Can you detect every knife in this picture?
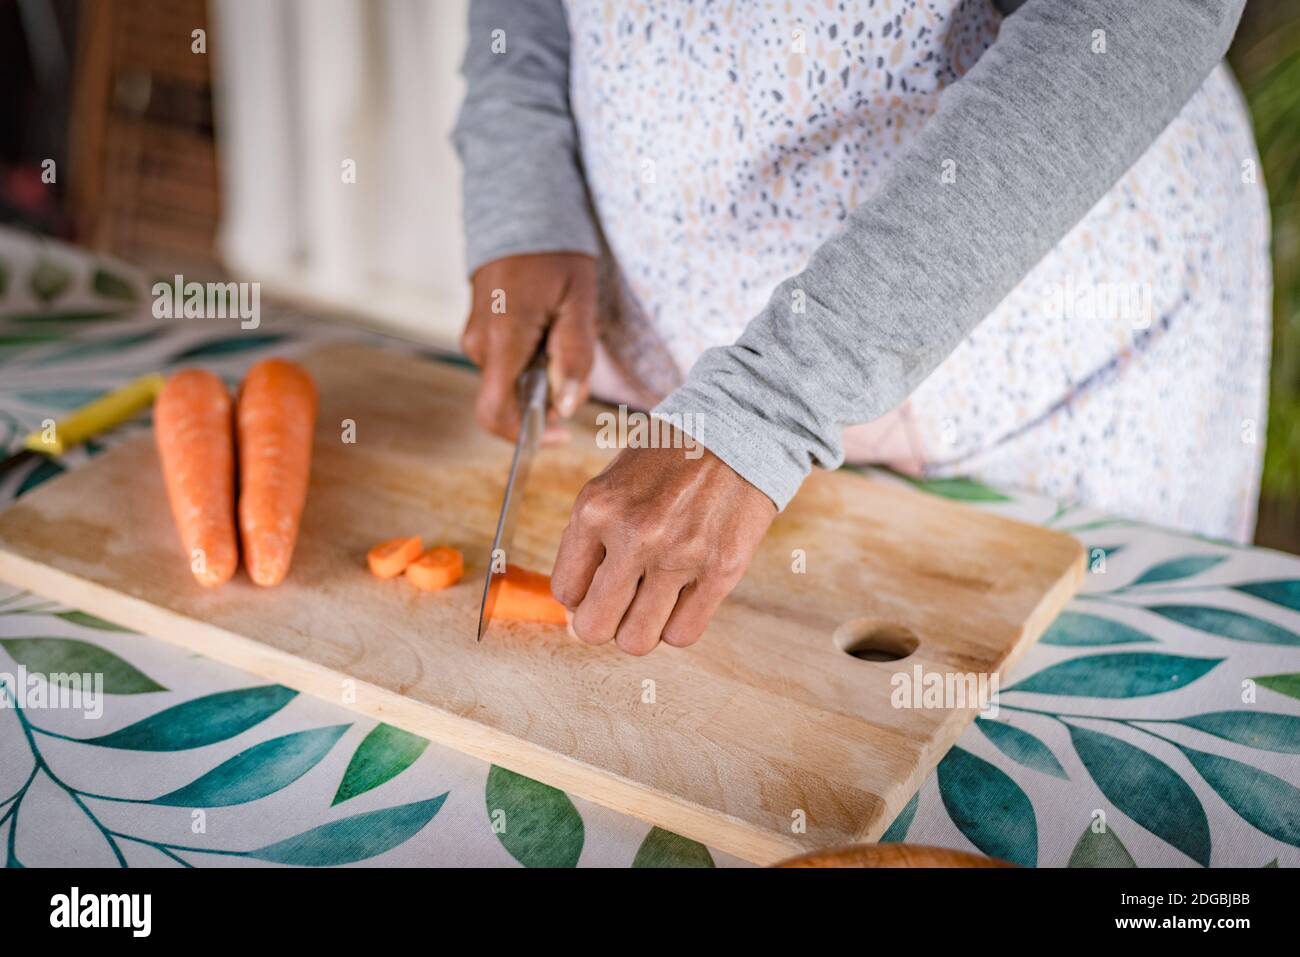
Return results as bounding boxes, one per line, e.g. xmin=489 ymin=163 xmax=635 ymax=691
xmin=476 ymin=340 xmax=550 ymax=641
xmin=0 ymin=373 xmax=166 ymax=481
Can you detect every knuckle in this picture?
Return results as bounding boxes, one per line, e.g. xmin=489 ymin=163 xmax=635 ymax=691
xmin=574 ymin=489 xmax=613 ymax=528
xmin=636 ymin=518 xmax=672 ymax=551
xmin=460 ymin=314 xmax=489 ymax=357
xmin=650 ymin=538 xmax=705 ymax=573
xmin=661 ymin=624 xmax=702 ymax=649
xmin=476 ymin=406 xmax=511 ymax=441
xmin=616 ymin=629 xmax=659 ymax=656
xmin=459 ymin=321 xmax=477 ymax=349
xmin=710 ymin=551 xmax=748 ymax=584
xmin=682 ymin=538 xmax=713 ymax=565
xmin=571 ymin=609 xmax=612 ymax=646
xmin=549 ymin=571 xmax=579 ymax=608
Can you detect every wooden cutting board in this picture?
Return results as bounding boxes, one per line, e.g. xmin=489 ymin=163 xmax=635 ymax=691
xmin=0 ymin=343 xmax=1083 ymax=864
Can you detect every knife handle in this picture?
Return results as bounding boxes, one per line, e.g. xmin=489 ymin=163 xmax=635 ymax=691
xmin=22 ymin=372 xmax=166 ymax=456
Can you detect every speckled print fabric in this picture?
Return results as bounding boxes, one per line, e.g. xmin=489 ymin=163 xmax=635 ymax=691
xmin=565 ymin=0 xmax=1269 ymax=541
xmin=906 ymin=66 xmax=1270 ymax=542
xmin=569 ymin=0 xmax=1003 ymax=392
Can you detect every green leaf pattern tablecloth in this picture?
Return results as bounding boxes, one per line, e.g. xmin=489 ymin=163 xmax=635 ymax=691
xmin=1 ymin=230 xmax=1297 ymax=867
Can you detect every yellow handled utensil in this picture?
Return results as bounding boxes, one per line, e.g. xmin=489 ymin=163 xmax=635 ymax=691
xmin=0 ymin=373 xmax=166 ymax=480
xmin=20 ymin=372 xmax=165 ymax=455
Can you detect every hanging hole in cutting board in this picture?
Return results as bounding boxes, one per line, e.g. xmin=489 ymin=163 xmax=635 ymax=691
xmin=833 ymin=619 xmax=919 ymax=662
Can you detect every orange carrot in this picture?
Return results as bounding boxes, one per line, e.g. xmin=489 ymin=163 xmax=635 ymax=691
xmin=154 ymin=369 xmax=238 ymax=587
xmin=495 ymin=565 xmax=567 ymax=624
xmin=236 ymin=358 xmax=318 ymax=587
xmin=406 ymin=546 xmax=464 ymax=591
xmin=368 ymin=536 xmax=423 ymax=578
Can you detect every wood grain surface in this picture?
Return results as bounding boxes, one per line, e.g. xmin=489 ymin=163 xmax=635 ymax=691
xmin=0 ymin=344 xmax=1084 ymax=864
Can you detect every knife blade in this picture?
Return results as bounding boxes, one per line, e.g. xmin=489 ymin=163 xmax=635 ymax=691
xmin=476 ymin=342 xmax=550 ymax=641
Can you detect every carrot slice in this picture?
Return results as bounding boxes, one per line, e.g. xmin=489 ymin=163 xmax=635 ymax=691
xmin=236 ymin=358 xmax=318 ymax=587
xmin=406 ymin=546 xmax=464 ymax=591
xmin=368 ymin=536 xmax=423 ymax=578
xmin=154 ymin=369 xmax=238 ymax=587
xmin=495 ymin=565 xmax=567 ymax=624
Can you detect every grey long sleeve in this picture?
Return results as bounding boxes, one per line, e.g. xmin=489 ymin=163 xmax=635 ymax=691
xmin=655 ymin=0 xmax=1245 ymax=508
xmin=454 ymin=0 xmax=1246 ymax=509
xmin=452 ymin=0 xmax=598 ymax=275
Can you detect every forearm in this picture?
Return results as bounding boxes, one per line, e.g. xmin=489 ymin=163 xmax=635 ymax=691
xmin=654 ymin=0 xmax=1246 ymax=509
xmin=452 ymin=0 xmax=599 ymax=276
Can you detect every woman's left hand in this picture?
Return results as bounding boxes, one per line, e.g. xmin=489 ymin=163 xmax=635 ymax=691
xmin=550 ymin=441 xmax=777 ymax=655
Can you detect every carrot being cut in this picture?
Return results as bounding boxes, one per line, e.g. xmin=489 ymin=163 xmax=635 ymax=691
xmin=154 ymin=369 xmax=238 ymax=587
xmin=495 ymin=565 xmax=567 ymax=624
xmin=236 ymin=358 xmax=318 ymax=587
xmin=368 ymin=536 xmax=423 ymax=578
xmin=406 ymin=546 xmax=464 ymax=592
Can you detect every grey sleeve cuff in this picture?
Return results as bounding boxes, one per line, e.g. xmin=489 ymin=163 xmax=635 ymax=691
xmin=656 ymin=0 xmax=1245 ymax=511
xmin=652 ymin=384 xmax=809 ymax=511
xmin=452 ymin=0 xmax=600 ymax=277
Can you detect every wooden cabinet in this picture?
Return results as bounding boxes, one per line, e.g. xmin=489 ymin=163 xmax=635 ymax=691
xmin=69 ymin=0 xmax=220 ymax=275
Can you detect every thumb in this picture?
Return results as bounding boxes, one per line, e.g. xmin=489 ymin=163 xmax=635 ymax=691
xmin=546 ymin=279 xmax=597 ymax=418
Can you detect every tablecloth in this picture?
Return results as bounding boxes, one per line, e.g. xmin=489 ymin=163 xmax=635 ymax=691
xmin=1 ymin=228 xmax=1297 ymax=868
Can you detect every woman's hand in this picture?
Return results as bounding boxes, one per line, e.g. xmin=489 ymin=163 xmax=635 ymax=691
xmin=551 ymin=441 xmax=777 ymax=655
xmin=464 ymin=254 xmax=775 ymax=653
xmin=461 ymin=253 xmax=597 ymax=441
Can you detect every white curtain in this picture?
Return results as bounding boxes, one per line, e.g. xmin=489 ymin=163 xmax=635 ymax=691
xmin=209 ymin=0 xmax=470 ymax=346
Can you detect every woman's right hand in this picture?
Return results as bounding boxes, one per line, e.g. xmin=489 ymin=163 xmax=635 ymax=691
xmin=460 ymin=253 xmax=598 ymax=442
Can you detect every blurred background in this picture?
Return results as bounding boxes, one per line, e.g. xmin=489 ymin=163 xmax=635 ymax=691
xmin=0 ymin=0 xmax=1296 ymax=549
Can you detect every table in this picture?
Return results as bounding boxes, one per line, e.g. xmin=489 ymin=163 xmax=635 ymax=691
xmin=1 ymin=228 xmax=1296 ymax=867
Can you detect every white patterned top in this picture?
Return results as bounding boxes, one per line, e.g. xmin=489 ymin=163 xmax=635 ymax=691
xmin=566 ymin=0 xmax=1270 ymax=541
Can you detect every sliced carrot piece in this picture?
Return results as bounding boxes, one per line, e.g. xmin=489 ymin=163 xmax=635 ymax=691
xmin=495 ymin=565 xmax=567 ymax=624
xmin=406 ymin=546 xmax=464 ymax=592
xmin=367 ymin=536 xmax=423 ymax=578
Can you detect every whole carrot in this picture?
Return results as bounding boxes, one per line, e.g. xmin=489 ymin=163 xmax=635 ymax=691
xmin=237 ymin=358 xmax=318 ymax=586
xmin=154 ymin=369 xmax=238 ymax=587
